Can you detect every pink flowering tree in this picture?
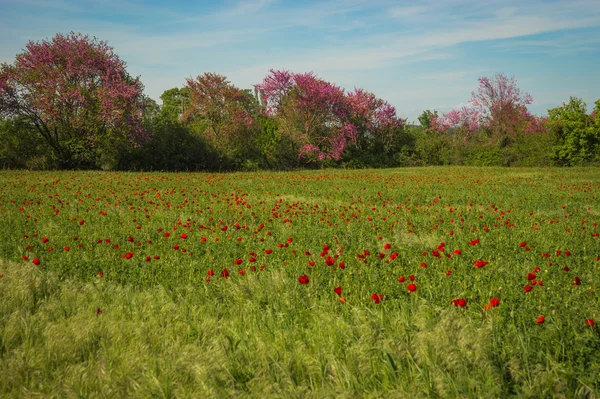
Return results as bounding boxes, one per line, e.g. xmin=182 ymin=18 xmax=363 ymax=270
xmin=346 ymin=88 xmax=405 ymax=152
xmin=255 ymin=69 xmax=356 ymax=161
xmin=0 ymin=32 xmax=146 ymax=168
xmin=432 ymin=73 xmax=537 ymax=145
xmin=255 ymin=70 xmax=405 ymax=162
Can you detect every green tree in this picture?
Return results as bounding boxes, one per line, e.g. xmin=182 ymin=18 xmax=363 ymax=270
xmin=547 ymin=97 xmax=600 ymax=166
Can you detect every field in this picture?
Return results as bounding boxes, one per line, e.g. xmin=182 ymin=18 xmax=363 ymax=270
xmin=1 ymin=167 xmax=599 ymax=398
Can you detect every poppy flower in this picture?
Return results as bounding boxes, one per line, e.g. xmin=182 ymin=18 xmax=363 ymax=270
xmin=221 ymin=269 xmax=230 ymax=279
xmin=339 ymin=261 xmax=346 ymax=269
xmin=420 ymin=262 xmax=427 ymax=268
xmin=384 ymin=243 xmax=392 ymax=250
xmin=586 ymin=319 xmax=595 ymax=327
xmin=409 ymin=275 xmax=415 ymax=281
xmin=180 ymin=233 xmax=187 ymax=239
xmin=535 ymin=315 xmax=545 ymax=324
xmin=527 ymin=273 xmax=536 ymax=281
xmin=452 ymin=298 xmax=467 ymax=307
xmin=398 ymin=276 xmax=405 ymax=283
xmin=334 ymin=286 xmax=342 ymax=296
xmin=42 ymin=237 xmax=49 ymax=244
xmin=524 ymin=285 xmax=533 ymax=293
xmin=407 ymin=283 xmax=417 ymax=292
xmin=234 ymin=259 xmax=243 ymax=265
xmin=97 ymin=271 xmax=103 ymax=278
xmin=371 ymin=293 xmax=383 ymax=304
xmin=265 ymin=249 xmax=272 ymax=254
xmin=338 ymin=296 xmax=346 ymax=304
xmin=207 ymin=269 xmax=214 ymax=276
xmin=473 ymin=260 xmax=489 ymax=268
xmin=96 ymin=308 xmax=102 ymax=315
xmin=453 ymin=249 xmax=461 ymax=255
xmin=32 ymin=258 xmax=40 ymax=266
xmin=489 ymin=297 xmax=500 ymax=307
xmin=446 ymin=270 xmax=452 ymax=276
xmin=298 ymin=275 xmax=309 ymax=284
xmin=572 ymin=277 xmax=581 ymax=286
xmin=520 ymin=241 xmax=527 ymax=248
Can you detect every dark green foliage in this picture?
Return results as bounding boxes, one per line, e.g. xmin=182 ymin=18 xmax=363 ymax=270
xmin=547 ymin=97 xmax=600 ymax=166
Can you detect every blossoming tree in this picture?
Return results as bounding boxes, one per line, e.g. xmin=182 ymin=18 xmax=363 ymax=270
xmin=0 ymin=32 xmax=147 ymax=168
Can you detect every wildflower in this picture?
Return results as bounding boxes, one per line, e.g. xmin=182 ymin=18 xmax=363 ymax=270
xmin=452 ymin=298 xmax=467 ymax=307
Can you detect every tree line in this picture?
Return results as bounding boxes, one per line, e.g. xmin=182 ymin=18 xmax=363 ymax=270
xmin=1 ymin=32 xmax=599 ymax=171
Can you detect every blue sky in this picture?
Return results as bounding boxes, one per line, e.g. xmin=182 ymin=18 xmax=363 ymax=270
xmin=1 ymin=0 xmax=599 ymax=122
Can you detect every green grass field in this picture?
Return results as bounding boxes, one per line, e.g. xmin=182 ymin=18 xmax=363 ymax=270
xmin=1 ymin=167 xmax=599 ymax=398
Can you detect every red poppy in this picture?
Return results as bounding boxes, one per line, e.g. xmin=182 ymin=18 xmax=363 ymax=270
xmin=145 ymin=256 xmax=151 ymax=262
xmin=469 ymin=238 xmax=480 ymax=246
xmin=97 ymin=307 xmax=102 ymax=315
xmin=97 ymin=271 xmax=103 ymax=278
xmin=409 ymin=275 xmax=415 ymax=281
xmin=239 ymin=269 xmax=246 ymax=275
xmin=384 ymin=243 xmax=392 ymax=250
xmin=586 ymin=319 xmax=595 ymax=327
xmin=524 ymin=285 xmax=533 ymax=293
xmin=221 ymin=269 xmax=230 ymax=279
xmin=420 ymin=262 xmax=427 ymax=268
xmin=325 ymin=257 xmax=335 ymax=266
xmin=398 ymin=276 xmax=405 ymax=283
xmin=535 ymin=315 xmax=545 ymax=324
xmin=572 ymin=277 xmax=581 ymax=286
xmin=207 ymin=269 xmax=214 ymax=276
xmin=527 ymin=273 xmax=536 ymax=281
xmin=519 ymin=241 xmax=527 ymax=247
xmin=407 ymin=283 xmax=417 ymax=292
xmin=265 ymin=249 xmax=272 ymax=254
xmin=334 ymin=286 xmax=342 ymax=296
xmin=234 ymin=259 xmax=243 ymax=265
xmin=371 ymin=293 xmax=383 ymax=304
xmin=473 ymin=260 xmax=489 ymax=268
xmin=489 ymin=297 xmax=500 ymax=307
xmin=446 ymin=270 xmax=452 ymax=276
xmin=298 ymin=275 xmax=309 ymax=284
xmin=339 ymin=261 xmax=346 ymax=269
xmin=42 ymin=237 xmax=49 ymax=244
xmin=32 ymin=258 xmax=40 ymax=265
xmin=452 ymin=298 xmax=467 ymax=307
xmin=181 ymin=233 xmax=187 ymax=239
xmin=453 ymin=249 xmax=461 ymax=255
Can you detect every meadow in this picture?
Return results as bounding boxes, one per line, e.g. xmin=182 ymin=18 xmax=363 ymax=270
xmin=0 ymin=167 xmax=599 ymax=398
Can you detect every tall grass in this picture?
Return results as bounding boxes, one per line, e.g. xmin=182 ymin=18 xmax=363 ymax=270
xmin=1 ymin=167 xmax=599 ymax=397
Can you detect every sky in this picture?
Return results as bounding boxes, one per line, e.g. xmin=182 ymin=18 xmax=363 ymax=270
xmin=1 ymin=0 xmax=599 ymax=123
